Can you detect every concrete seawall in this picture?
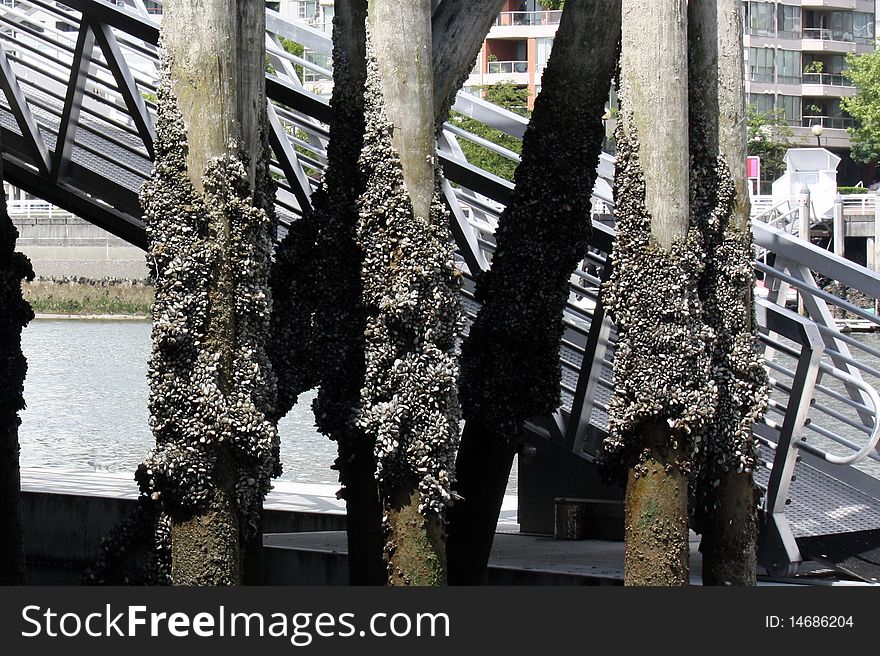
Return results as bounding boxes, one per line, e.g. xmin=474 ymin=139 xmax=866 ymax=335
xmin=12 ymin=210 xmax=148 ymax=280
xmin=21 ymin=468 xmax=347 ymax=584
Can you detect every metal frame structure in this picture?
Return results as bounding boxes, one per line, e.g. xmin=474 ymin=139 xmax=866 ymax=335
xmin=2 ymin=0 xmax=880 ymax=579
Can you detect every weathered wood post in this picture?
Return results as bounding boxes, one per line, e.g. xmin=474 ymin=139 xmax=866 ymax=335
xmin=137 ymin=0 xmax=279 ymax=585
xmin=689 ymin=0 xmax=769 ymax=586
xmin=605 ymin=0 xmax=712 ymax=586
xmin=448 ymin=0 xmax=622 ymax=585
xmin=358 ymin=0 xmax=461 ymax=585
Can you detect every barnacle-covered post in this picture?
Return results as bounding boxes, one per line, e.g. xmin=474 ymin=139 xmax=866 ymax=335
xmin=359 ymin=0 xmax=462 ymax=585
xmin=0 ymin=157 xmax=33 ymax=585
xmin=604 ymin=0 xmax=715 ymax=586
xmin=295 ymin=0 xmax=388 ymax=585
xmin=688 ymin=0 xmax=768 ymax=586
xmin=268 ymin=0 xmax=507 ymax=586
xmin=137 ymin=0 xmax=279 ymax=585
xmin=446 ymin=0 xmax=622 ymax=585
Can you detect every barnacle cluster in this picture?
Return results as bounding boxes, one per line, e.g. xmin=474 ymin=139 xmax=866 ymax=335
xmin=0 ymin=181 xmax=33 ymax=584
xmin=267 ymin=193 xmax=320 ymax=421
xmin=356 ymin=51 xmax=463 ymax=516
xmin=602 ymin=102 xmax=717 ymax=479
xmin=311 ymin=41 xmax=368 ymax=446
xmin=135 ymin=54 xmax=280 ymax=538
xmin=83 ymin=499 xmax=171 ymax=585
xmin=458 ymin=55 xmax=605 ymax=436
xmin=268 ymin=21 xmax=370 ymax=505
xmin=0 ymin=193 xmax=34 ymax=424
xmin=689 ymin=151 xmax=768 ymax=530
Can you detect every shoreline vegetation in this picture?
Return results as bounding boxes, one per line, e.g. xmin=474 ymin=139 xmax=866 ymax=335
xmin=21 ymin=278 xmax=153 ymax=318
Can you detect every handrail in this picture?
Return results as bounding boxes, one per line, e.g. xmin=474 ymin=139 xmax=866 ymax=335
xmin=805 ymin=363 xmax=880 ymax=465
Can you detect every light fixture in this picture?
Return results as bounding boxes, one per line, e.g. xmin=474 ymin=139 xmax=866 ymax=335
xmin=811 ymin=123 xmax=824 ymax=147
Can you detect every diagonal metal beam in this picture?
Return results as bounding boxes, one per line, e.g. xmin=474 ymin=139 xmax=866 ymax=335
xmin=52 ymin=21 xmax=96 ymax=182
xmin=442 ymin=177 xmax=488 ymax=276
xmin=90 ymin=19 xmax=155 ymax=158
xmin=0 ymin=46 xmax=50 ymax=175
xmin=267 ymin=102 xmax=313 ymax=214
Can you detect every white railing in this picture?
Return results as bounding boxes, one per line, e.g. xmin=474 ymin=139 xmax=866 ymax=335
xmin=486 ymin=60 xmax=529 ymax=75
xmin=841 ymin=193 xmax=876 ymax=214
xmin=494 ymin=10 xmax=562 ymax=27
xmin=6 ymin=199 xmax=73 ymax=219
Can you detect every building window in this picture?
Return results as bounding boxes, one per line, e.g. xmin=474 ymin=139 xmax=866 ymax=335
xmin=853 ymin=12 xmax=874 ymax=45
xmin=297 ymin=0 xmax=317 ymax=21
xmin=777 ymin=5 xmax=801 ymax=39
xmin=779 ymin=95 xmax=801 ymax=126
xmin=830 ymin=11 xmax=853 ymax=42
xmin=777 ymin=49 xmax=801 ymax=85
xmin=747 ymin=1 xmax=776 ymax=37
xmin=748 ymin=93 xmax=775 ymax=116
xmin=749 ymin=47 xmax=775 ymax=83
xmin=535 ymin=37 xmax=553 ymax=80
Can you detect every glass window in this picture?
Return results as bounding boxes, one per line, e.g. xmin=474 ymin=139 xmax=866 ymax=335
xmin=303 ymin=50 xmax=331 ymax=83
xmin=777 ymin=50 xmax=801 ymax=84
xmin=831 ymin=11 xmax=853 ymax=42
xmin=749 ymin=47 xmax=775 ymax=82
xmin=749 ymin=93 xmax=775 ymax=116
xmin=536 ymin=37 xmax=553 ymax=80
xmin=749 ymin=2 xmax=776 ymax=37
xmin=779 ymin=95 xmax=801 ymax=125
xmin=777 ymin=5 xmax=801 ymax=39
xmin=297 ymin=0 xmax=317 ymax=20
xmin=853 ymin=12 xmax=874 ymax=45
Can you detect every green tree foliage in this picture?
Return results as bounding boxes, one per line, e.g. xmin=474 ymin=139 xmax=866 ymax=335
xmin=266 ymin=37 xmax=305 ymax=79
xmin=539 ymin=0 xmax=564 ymax=8
xmin=841 ymin=50 xmax=880 ymax=164
xmin=449 ymin=82 xmax=528 ymax=181
xmin=747 ymin=104 xmax=793 ymax=185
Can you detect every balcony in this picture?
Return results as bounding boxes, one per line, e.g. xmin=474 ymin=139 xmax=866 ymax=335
xmin=803 ymin=72 xmax=851 ymax=86
xmin=489 ymin=10 xmax=559 ymax=39
xmin=802 ymin=0 xmax=859 ymax=9
xmin=801 ymin=115 xmax=854 ymax=129
xmin=487 ymin=60 xmax=529 ymax=75
xmin=494 ymin=11 xmax=562 ymax=27
xmin=791 ymin=116 xmax=853 ymax=148
xmin=802 ymin=27 xmax=873 ymax=53
xmin=802 ymin=71 xmax=858 ymax=98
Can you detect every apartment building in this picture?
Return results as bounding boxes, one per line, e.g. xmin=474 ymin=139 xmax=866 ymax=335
xmin=464 ymin=0 xmax=560 ymax=111
xmin=743 ymin=1 xmax=875 ymax=153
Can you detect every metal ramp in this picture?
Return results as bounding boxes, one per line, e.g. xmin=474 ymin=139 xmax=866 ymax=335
xmin=2 ymin=0 xmax=880 ymax=581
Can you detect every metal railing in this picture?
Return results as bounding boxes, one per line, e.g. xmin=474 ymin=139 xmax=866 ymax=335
xmin=802 ymin=72 xmax=853 ymax=87
xmin=0 ymin=0 xmax=878 ymax=580
xmin=801 ymin=115 xmax=855 ymax=129
xmin=6 ymin=198 xmax=72 ymax=218
xmin=486 ymin=60 xmax=528 ymax=75
xmin=803 ymin=27 xmax=850 ymax=42
xmin=493 ymin=10 xmax=562 ymax=27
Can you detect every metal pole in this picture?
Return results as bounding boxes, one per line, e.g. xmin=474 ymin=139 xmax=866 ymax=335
xmin=798 ymin=185 xmax=811 ymax=315
xmin=833 ymin=194 xmax=845 ymax=259
xmin=874 ymin=193 xmax=880 ymax=314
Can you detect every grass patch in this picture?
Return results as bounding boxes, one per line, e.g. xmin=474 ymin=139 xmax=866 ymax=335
xmin=22 ymin=280 xmax=154 ymax=316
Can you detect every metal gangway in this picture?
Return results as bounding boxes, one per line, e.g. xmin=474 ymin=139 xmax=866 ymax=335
xmin=1 ymin=0 xmax=879 ymax=581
